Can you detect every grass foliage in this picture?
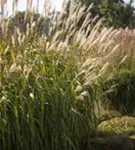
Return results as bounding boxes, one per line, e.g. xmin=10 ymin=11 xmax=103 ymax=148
xmin=0 ymin=0 xmax=135 ymax=149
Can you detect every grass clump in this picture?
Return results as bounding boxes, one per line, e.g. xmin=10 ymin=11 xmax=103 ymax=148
xmin=1 ymin=0 xmax=135 ymax=149
xmin=0 ymin=41 xmax=95 ymax=149
xmin=97 ymin=116 xmax=135 ymax=136
xmin=100 ymin=69 xmax=135 ymax=115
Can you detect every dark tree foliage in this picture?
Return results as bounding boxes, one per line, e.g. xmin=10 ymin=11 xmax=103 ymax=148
xmin=73 ymin=0 xmax=135 ymax=28
xmin=99 ymin=0 xmax=135 ymax=28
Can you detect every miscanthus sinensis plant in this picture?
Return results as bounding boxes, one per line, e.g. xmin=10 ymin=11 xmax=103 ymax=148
xmin=1 ymin=0 xmax=135 ymax=149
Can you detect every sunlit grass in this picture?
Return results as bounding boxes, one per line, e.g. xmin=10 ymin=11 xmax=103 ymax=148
xmin=1 ymin=0 xmax=135 ymax=149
